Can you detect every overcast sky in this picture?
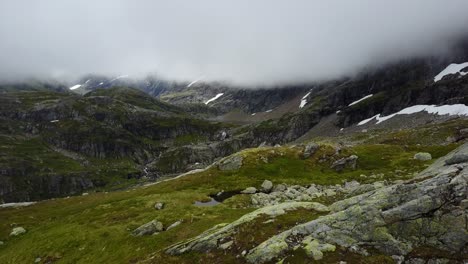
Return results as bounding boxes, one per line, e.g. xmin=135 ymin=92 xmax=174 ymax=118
xmin=1 ymin=0 xmax=468 ymax=86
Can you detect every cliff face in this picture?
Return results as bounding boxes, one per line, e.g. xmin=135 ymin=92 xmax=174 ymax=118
xmin=0 ymin=86 xmax=229 ymax=202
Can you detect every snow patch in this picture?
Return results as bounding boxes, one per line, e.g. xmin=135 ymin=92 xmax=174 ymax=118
xmin=187 ymin=76 xmax=205 ymax=88
xmin=69 ymin=84 xmax=82 ymax=90
xmin=299 ymin=92 xmax=311 ymax=108
xmin=98 ymin=82 xmax=104 ymax=85
xmin=349 ymin=94 xmax=373 ymax=106
xmin=50 ymin=120 xmax=59 ymax=123
xmin=85 ymin=79 xmax=91 ymax=84
xmin=0 ymin=202 xmax=36 ymax=209
xmin=357 ymin=104 xmax=468 ymax=126
xmin=204 ymin=93 xmax=224 ymax=105
xmin=110 ymin=75 xmax=129 ymax=82
xmin=251 ymin=113 xmax=256 ymax=116
xmin=434 ymin=62 xmax=468 ymax=82
xmin=265 ymin=109 xmax=273 ymax=113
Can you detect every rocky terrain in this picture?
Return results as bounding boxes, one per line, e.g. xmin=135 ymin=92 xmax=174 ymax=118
xmin=166 ymin=143 xmax=468 ymax=263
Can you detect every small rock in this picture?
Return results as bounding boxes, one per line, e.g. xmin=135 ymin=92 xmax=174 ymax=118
xmin=274 ymin=144 xmax=281 ymax=148
xmin=166 ymin=220 xmax=182 ymax=231
xmin=241 ymin=187 xmax=257 ymax=194
xmin=427 ymin=259 xmax=450 ymax=264
xmin=262 ymin=219 xmax=275 ymax=224
xmin=219 ymin=240 xmax=233 ymax=250
xmin=391 ymin=255 xmax=405 ymax=264
xmin=82 ymin=193 xmax=89 ymax=196
xmin=261 ymin=180 xmax=273 ymax=193
xmin=343 ymin=180 xmax=360 ymax=191
xmin=331 ymin=155 xmax=358 ymax=172
xmin=323 ymin=189 xmax=336 ymax=197
xmin=460 ymin=199 xmax=468 ymax=209
xmin=272 ymin=184 xmax=287 ymax=192
xmin=445 ymin=154 xmax=468 ymax=165
xmin=405 ymin=259 xmax=426 ymax=264
xmin=305 ymin=185 xmax=319 ymax=195
xmin=154 ymin=202 xmax=165 ymax=210
xmin=303 ymin=142 xmax=319 ymax=158
xmin=0 ymin=241 xmax=4 ymax=246
xmin=34 ymin=257 xmax=41 ymax=263
xmin=10 ymin=227 xmax=26 ymax=236
xmin=414 ymin=152 xmax=432 ymax=161
xmin=458 ymin=128 xmax=468 ymax=140
xmin=132 ymin=220 xmax=164 ymax=236
xmin=446 ymin=136 xmax=457 ymax=143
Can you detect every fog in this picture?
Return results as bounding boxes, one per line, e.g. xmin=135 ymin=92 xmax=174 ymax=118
xmin=1 ymin=0 xmax=468 ymax=86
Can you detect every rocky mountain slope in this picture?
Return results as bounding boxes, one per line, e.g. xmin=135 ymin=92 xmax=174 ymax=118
xmin=2 ymin=42 xmax=468 ymax=203
xmin=0 ymin=85 xmax=233 ymax=202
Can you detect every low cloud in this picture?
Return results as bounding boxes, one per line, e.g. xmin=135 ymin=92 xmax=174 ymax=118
xmin=1 ymin=0 xmax=468 ymax=86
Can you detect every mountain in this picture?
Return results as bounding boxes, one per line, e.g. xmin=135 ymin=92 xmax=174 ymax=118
xmin=1 ymin=40 xmax=468 ymax=263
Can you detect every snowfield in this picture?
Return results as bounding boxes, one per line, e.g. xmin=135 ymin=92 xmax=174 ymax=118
xmin=349 ymin=94 xmax=373 ymax=106
xmin=434 ymin=62 xmax=468 ymax=82
xmin=299 ymin=92 xmax=311 ymax=108
xmin=69 ymin=84 xmax=82 ymax=90
xmin=204 ymin=93 xmax=224 ymax=105
xmin=358 ymin=104 xmax=468 ymax=126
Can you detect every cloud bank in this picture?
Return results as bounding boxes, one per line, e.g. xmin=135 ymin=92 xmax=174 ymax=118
xmin=1 ymin=0 xmax=468 ymax=85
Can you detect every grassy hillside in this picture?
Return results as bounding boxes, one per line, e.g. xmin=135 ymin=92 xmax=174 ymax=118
xmin=0 ymin=139 xmax=457 ymax=263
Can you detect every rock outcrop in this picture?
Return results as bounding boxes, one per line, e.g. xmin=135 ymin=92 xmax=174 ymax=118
xmin=218 ymin=154 xmax=244 ymax=171
xmin=165 ymin=202 xmax=329 ymax=255
xmin=132 ymin=220 xmax=164 ymax=236
xmin=245 ymin=143 xmax=468 ymax=263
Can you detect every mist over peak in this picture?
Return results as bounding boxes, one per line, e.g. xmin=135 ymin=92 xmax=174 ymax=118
xmin=1 ymin=0 xmax=468 ymax=86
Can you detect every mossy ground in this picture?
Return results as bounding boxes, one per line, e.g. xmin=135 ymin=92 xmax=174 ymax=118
xmin=0 ymin=140 xmax=457 ymax=263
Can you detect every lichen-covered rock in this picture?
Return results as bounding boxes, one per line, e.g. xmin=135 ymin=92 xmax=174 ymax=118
xmin=165 ymin=202 xmax=329 ymax=255
xmin=414 ymin=152 xmax=432 ymax=161
xmin=272 ymin=184 xmax=287 ymax=192
xmin=445 ymin=154 xmax=468 ymax=165
xmin=261 ymin=180 xmax=273 ymax=193
xmin=241 ymin=187 xmax=257 ymax=194
xmin=219 ymin=240 xmax=233 ymax=250
xmin=10 ymin=227 xmax=26 ymax=236
xmin=218 ymin=155 xmax=243 ymax=171
xmin=154 ymin=202 xmax=165 ymax=210
xmin=331 ymin=155 xmax=358 ymax=172
xmin=166 ymin=220 xmax=182 ymax=231
xmin=245 ymin=143 xmax=468 ymax=263
xmin=302 ymin=237 xmax=336 ymax=260
xmin=303 ymin=142 xmax=319 ymax=159
xmin=132 ymin=220 xmax=164 ymax=236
